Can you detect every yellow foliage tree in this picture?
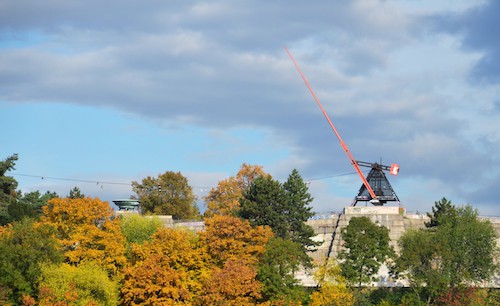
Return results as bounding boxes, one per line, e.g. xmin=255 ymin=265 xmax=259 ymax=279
xmin=309 ymin=261 xmax=355 ymax=306
xmin=198 ymin=260 xmax=262 ymax=306
xmin=204 ymin=164 xmax=269 ymax=216
xmin=121 ymin=227 xmax=210 ymax=305
xmin=41 ymin=197 xmax=126 ymax=275
xmin=37 ymin=262 xmax=119 ymax=306
xmin=200 ymin=214 xmax=273 ymax=267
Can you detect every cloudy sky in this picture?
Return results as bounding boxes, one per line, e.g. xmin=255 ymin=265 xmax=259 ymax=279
xmin=2 ymin=0 xmax=499 ymax=215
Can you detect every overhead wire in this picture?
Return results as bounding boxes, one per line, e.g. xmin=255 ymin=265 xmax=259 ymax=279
xmin=11 ymin=170 xmax=362 ymax=192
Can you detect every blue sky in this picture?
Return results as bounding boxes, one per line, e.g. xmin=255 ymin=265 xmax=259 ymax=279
xmin=1 ymin=0 xmax=500 ymax=215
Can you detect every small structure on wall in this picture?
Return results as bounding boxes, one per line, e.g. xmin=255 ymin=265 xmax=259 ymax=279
xmin=113 ymin=199 xmax=140 ymax=211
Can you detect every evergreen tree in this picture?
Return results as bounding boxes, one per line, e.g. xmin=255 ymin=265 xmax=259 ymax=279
xmin=0 ymin=154 xmax=19 ymax=225
xmin=68 ymin=186 xmax=85 ymax=199
xmin=239 ymin=169 xmax=318 ymax=250
xmin=425 ymin=197 xmax=454 ymax=228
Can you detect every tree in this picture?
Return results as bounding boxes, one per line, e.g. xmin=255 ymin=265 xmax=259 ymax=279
xmin=200 ymin=214 xmax=273 ymax=267
xmin=119 ymin=214 xmax=164 ymax=245
xmin=0 ymin=218 xmax=62 ymax=304
xmin=68 ymin=186 xmax=84 ymax=199
xmin=41 ymin=197 xmax=127 ymax=275
xmin=204 ymin=164 xmax=269 ymax=217
xmin=282 ymin=169 xmax=318 ymax=248
xmin=132 ymin=171 xmax=200 ymax=219
xmin=37 ymin=262 xmax=119 ymax=305
xmin=9 ymin=191 xmax=58 ymax=222
xmin=309 ymin=261 xmax=355 ymax=306
xmin=121 ymin=227 xmax=210 ymax=304
xmin=339 ymin=217 xmax=394 ymax=286
xmin=426 ymin=197 xmax=454 ymax=228
xmin=0 ymin=154 xmax=19 ymax=225
xmin=396 ymin=229 xmax=446 ymax=302
xmin=257 ymin=237 xmax=309 ymax=303
xmin=397 ymin=203 xmax=498 ymax=304
xmin=239 ymin=169 xmax=318 ymax=250
xmin=199 ymin=260 xmax=262 ymax=306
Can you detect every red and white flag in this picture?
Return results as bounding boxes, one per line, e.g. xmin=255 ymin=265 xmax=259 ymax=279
xmin=390 ymin=164 xmax=400 ymax=176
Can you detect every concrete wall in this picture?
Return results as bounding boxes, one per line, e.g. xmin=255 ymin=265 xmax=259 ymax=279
xmin=303 ymin=206 xmax=500 ymax=287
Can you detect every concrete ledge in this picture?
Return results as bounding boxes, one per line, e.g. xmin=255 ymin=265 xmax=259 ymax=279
xmin=345 ymin=206 xmax=403 ymax=215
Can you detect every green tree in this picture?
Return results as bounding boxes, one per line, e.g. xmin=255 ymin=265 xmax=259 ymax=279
xmin=282 ymin=169 xmax=318 ymax=248
xmin=0 ymin=218 xmax=62 ymax=303
xmin=339 ymin=217 xmax=394 ymax=286
xmin=0 ymin=154 xmax=19 ymax=225
xmin=132 ymin=171 xmax=200 ymax=219
xmin=9 ymin=190 xmax=59 ymax=222
xmin=397 ymin=203 xmax=498 ymax=304
xmin=120 ymin=213 xmax=164 ymax=246
xmin=68 ymin=186 xmax=85 ymax=199
xmin=425 ymin=197 xmax=454 ymax=228
xmin=257 ymin=237 xmax=309 ymax=303
xmin=239 ymin=169 xmax=318 ymax=250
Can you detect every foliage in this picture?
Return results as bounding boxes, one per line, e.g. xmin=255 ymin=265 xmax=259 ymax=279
xmin=257 ymin=237 xmax=309 ymax=303
xmin=68 ymin=186 xmax=85 ymax=199
xmin=239 ymin=169 xmax=318 ymax=250
xmin=425 ymin=197 xmax=454 ymax=228
xmin=397 ymin=203 xmax=498 ymax=303
xmin=0 ymin=218 xmax=62 ymax=303
xmin=37 ymin=262 xmax=119 ymax=306
xmin=41 ymin=197 xmax=126 ymax=275
xmin=132 ymin=171 xmax=200 ymax=219
xmin=14 ymin=190 xmax=59 ymax=221
xmin=204 ymin=163 xmax=269 ymax=217
xmin=310 ymin=261 xmax=355 ymax=306
xmin=121 ymin=227 xmax=210 ymax=304
xmin=0 ymin=154 xmax=19 ymax=225
xmin=339 ymin=217 xmax=394 ymax=286
xmin=64 ymin=218 xmax=127 ymax=275
xmin=200 ymin=214 xmax=273 ymax=267
xmin=199 ymin=260 xmax=262 ymax=305
xmin=119 ymin=213 xmax=163 ymax=245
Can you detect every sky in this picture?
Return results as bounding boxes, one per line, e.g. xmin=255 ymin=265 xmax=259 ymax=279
xmin=1 ymin=0 xmax=500 ymax=215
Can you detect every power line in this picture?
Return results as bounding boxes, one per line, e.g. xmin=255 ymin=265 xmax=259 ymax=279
xmin=11 ymin=170 xmax=361 ymax=191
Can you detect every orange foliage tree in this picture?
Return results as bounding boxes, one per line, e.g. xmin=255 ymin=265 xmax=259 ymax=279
xmin=40 ymin=197 xmax=126 ymax=275
xmin=199 ymin=214 xmax=273 ymax=267
xmin=199 ymin=260 xmax=262 ymax=306
xmin=121 ymin=227 xmax=210 ymax=305
xmin=204 ymin=164 xmax=269 ymax=217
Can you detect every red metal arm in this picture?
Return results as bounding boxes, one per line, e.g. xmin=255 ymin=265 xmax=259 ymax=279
xmin=285 ymin=48 xmax=378 ymax=201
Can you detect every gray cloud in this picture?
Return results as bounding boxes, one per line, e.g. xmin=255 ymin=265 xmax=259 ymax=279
xmin=1 ymin=1 xmax=498 ymax=213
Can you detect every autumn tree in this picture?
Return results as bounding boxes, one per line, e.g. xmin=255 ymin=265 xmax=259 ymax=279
xmin=0 ymin=218 xmax=62 ymax=304
xmin=204 ymin=163 xmax=268 ymax=217
xmin=37 ymin=262 xmax=119 ymax=305
xmin=132 ymin=171 xmax=200 ymax=219
xmin=121 ymin=227 xmax=210 ymax=304
xmin=0 ymin=154 xmax=19 ymax=225
xmin=309 ymin=261 xmax=355 ymax=306
xmin=120 ymin=213 xmax=164 ymax=245
xmin=339 ymin=217 xmax=394 ymax=286
xmin=200 ymin=214 xmax=273 ymax=267
xmin=199 ymin=260 xmax=262 ymax=306
xmin=41 ymin=197 xmax=127 ymax=275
